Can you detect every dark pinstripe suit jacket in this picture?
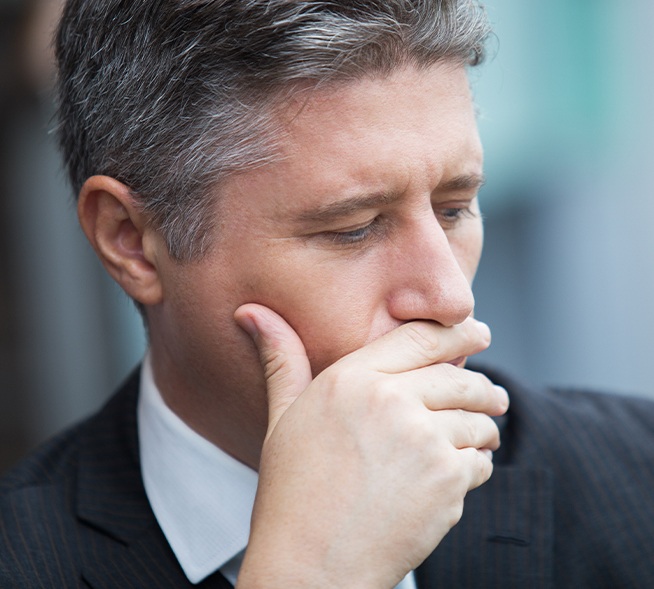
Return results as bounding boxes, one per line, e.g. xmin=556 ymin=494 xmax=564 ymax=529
xmin=2 ymin=366 xmax=654 ymax=588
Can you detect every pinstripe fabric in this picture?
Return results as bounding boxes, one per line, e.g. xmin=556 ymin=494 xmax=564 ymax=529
xmin=0 ymin=369 xmax=232 ymax=589
xmin=416 ymin=366 xmax=654 ymax=588
xmin=2 ymin=366 xmax=654 ymax=587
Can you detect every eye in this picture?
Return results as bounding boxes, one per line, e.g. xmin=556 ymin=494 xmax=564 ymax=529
xmin=436 ymin=205 xmax=478 ymax=229
xmin=327 ymin=218 xmax=381 ymax=245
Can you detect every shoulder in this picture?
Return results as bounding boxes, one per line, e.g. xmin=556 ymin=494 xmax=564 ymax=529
xmin=474 ymin=366 xmax=654 ymax=584
xmin=0 ymin=369 xmax=141 ymax=587
xmin=481 ymin=364 xmax=654 ymax=462
xmin=0 ymin=434 xmax=81 ymax=586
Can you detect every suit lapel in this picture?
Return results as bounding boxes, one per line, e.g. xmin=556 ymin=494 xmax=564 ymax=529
xmin=74 ymin=370 xmax=233 ymax=589
xmin=415 ymin=466 xmax=553 ymax=588
xmin=80 ymin=525 xmax=194 ymax=589
xmin=75 ymin=368 xmax=153 ymax=542
xmin=79 ymin=526 xmax=232 ymax=588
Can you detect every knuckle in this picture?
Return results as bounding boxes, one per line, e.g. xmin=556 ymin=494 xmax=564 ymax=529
xmin=462 ymin=371 xmax=491 ymax=408
xmin=261 ymin=348 xmax=287 ymax=382
xmin=453 ymin=410 xmax=497 ymax=449
xmin=442 ymin=365 xmax=472 ymax=401
xmin=475 ymin=414 xmax=498 ymax=445
xmin=449 ymin=407 xmax=473 ymax=433
xmin=445 ymin=369 xmax=505 ymax=413
xmin=460 ymin=410 xmax=479 ymax=442
xmin=454 ymin=448 xmax=494 ymax=492
xmin=488 ymin=422 xmax=501 ymax=450
xmin=403 ymin=323 xmax=442 ymax=362
xmin=474 ymin=450 xmax=494 ymax=486
xmin=436 ymin=446 xmax=460 ymax=475
xmin=317 ymin=363 xmax=359 ymax=403
xmin=407 ymin=413 xmax=437 ymax=446
xmin=459 ymin=322 xmax=475 ymax=347
xmin=370 ymin=378 xmax=423 ymax=430
xmin=436 ymin=365 xmax=492 ymax=412
xmin=370 ymin=376 xmax=401 ymax=405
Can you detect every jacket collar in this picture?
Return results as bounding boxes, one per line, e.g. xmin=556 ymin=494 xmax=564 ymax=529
xmin=74 ymin=368 xmax=233 ymax=588
xmin=76 ymin=368 xmax=153 ymax=542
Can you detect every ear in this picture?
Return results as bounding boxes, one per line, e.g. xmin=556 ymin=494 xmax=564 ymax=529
xmin=78 ymin=175 xmax=164 ymax=306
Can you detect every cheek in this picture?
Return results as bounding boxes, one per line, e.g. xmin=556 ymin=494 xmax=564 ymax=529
xmin=250 ymin=256 xmax=390 ymax=374
xmin=160 ymin=266 xmax=236 ymax=358
xmin=452 ymin=220 xmax=483 ymax=283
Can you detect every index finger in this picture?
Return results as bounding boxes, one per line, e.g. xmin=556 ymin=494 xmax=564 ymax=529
xmin=342 ymin=318 xmax=491 ymax=374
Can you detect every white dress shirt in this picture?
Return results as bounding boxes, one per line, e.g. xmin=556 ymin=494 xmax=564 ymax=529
xmin=138 ymin=352 xmax=417 ymax=588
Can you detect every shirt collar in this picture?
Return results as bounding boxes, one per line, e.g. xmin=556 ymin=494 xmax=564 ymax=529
xmin=137 ymin=352 xmax=258 ymax=584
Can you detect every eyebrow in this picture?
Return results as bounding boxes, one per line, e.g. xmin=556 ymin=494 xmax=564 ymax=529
xmin=295 ymin=173 xmax=486 ymax=225
xmin=295 ymin=190 xmax=402 ymax=224
xmin=439 ymin=173 xmax=486 ymax=192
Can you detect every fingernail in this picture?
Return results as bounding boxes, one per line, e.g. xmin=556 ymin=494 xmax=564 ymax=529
xmin=236 ymin=314 xmax=259 ymax=339
xmin=475 ymin=320 xmax=491 ymax=341
xmin=480 ymin=449 xmax=493 ymax=460
xmin=495 ymin=385 xmax=509 ymax=411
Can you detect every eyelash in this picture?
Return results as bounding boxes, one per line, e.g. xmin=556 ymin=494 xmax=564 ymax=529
xmin=327 ymin=206 xmax=478 ymax=245
xmin=328 ymin=219 xmax=383 ymax=245
xmin=437 ymin=206 xmax=478 ymax=228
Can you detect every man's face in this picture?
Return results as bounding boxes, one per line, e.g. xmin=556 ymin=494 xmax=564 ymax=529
xmin=148 ymin=62 xmax=484 ymax=458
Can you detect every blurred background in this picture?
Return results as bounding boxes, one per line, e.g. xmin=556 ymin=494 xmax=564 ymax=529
xmin=1 ymin=0 xmax=653 ymax=473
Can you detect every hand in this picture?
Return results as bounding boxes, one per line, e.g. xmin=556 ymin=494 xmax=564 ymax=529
xmin=234 ymin=304 xmax=508 ymax=589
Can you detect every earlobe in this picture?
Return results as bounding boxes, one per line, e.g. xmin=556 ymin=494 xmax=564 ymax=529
xmin=78 ymin=175 xmax=164 ymax=306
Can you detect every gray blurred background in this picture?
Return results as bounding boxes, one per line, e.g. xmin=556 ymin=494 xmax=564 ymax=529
xmin=1 ymin=0 xmax=653 ymax=474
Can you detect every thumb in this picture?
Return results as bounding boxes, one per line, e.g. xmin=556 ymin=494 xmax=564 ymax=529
xmin=234 ymin=304 xmax=313 ymax=435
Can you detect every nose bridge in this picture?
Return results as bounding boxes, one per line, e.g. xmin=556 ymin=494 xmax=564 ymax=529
xmin=388 ymin=215 xmax=475 ymax=327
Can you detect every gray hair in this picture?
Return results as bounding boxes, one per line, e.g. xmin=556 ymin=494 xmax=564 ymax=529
xmin=56 ymin=0 xmax=491 ymax=261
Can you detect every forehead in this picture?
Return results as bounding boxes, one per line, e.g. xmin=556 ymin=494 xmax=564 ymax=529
xmin=298 ymin=65 xmax=477 ymax=174
xmin=285 ymin=61 xmax=474 ymax=124
xmin=221 ymin=63 xmax=482 ymax=218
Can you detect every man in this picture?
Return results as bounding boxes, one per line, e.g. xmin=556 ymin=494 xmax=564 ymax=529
xmin=1 ymin=1 xmax=654 ymax=587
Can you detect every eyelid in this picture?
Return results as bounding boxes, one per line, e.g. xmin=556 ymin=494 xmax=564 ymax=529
xmin=434 ymin=201 xmax=480 ymax=229
xmin=433 ymin=195 xmax=478 ymax=212
xmin=323 ymin=216 xmax=385 ymax=245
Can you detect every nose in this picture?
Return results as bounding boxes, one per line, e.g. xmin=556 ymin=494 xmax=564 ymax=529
xmin=386 ymin=217 xmax=475 ymax=327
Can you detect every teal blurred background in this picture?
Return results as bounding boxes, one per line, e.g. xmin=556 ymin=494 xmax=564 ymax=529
xmin=473 ymin=0 xmax=654 ymax=396
xmin=1 ymin=0 xmax=653 ymax=473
